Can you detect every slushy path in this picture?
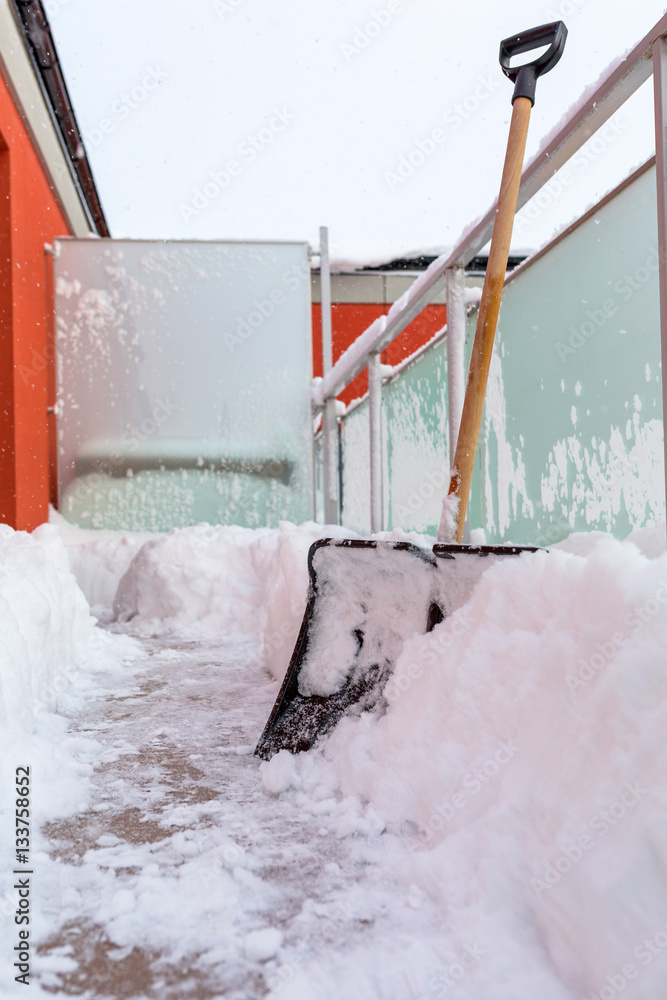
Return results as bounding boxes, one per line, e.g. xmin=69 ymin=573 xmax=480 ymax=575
xmin=36 ymin=631 xmax=446 ymax=1000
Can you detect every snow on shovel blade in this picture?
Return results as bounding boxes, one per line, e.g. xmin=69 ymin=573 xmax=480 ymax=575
xmin=255 ymin=539 xmax=538 ymax=760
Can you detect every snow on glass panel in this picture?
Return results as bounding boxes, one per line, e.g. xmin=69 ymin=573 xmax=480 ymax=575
xmin=54 ymin=240 xmax=313 ymax=531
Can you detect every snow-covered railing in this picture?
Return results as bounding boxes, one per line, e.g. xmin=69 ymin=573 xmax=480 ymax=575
xmin=317 ymin=9 xmax=667 ymax=530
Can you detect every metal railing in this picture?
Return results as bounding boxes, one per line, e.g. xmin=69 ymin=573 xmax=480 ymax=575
xmin=314 ymin=11 xmax=667 ymax=531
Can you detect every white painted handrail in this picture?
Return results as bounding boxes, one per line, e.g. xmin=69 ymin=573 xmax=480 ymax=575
xmin=319 ymin=226 xmax=340 ymax=524
xmin=313 ymin=11 xmax=666 ymax=408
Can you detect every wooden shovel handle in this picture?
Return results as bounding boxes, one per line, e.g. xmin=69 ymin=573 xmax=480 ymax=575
xmin=447 ymin=95 xmax=532 ymax=542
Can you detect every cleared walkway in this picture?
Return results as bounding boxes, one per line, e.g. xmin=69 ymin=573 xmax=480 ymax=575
xmin=36 ymin=631 xmax=444 ymax=999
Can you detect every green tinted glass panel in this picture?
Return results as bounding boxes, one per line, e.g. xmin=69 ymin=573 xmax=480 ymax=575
xmin=480 ymin=165 xmax=663 ymax=543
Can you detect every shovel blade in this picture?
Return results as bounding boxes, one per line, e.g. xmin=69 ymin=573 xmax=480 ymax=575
xmin=254 ymin=539 xmax=537 ymax=760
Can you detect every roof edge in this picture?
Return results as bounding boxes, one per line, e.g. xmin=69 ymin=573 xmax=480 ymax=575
xmin=10 ymin=0 xmax=109 ymax=236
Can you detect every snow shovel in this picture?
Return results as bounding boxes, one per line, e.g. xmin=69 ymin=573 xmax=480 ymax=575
xmin=255 ymin=21 xmax=567 ymax=761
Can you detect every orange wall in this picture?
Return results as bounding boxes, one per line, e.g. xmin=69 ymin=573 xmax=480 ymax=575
xmin=0 ymin=71 xmax=72 ymax=530
xmin=312 ymin=302 xmax=447 ymax=406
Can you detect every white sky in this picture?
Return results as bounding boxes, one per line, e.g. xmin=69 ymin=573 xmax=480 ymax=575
xmin=49 ymin=0 xmax=667 ymax=264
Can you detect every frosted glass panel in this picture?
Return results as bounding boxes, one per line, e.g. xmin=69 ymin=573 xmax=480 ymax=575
xmin=54 ymin=239 xmax=313 ymax=530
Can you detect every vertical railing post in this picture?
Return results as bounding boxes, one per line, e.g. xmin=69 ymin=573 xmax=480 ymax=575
xmin=653 ymin=40 xmax=667 ymax=541
xmin=445 ymin=266 xmax=466 ymax=464
xmin=368 ymin=350 xmax=383 ymax=533
xmin=320 ymin=226 xmax=339 ymax=524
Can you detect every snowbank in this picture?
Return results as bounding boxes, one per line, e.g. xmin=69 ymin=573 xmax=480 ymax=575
xmin=112 ymin=521 xmax=353 ymax=681
xmin=0 ymin=521 xmax=137 ymax=950
xmin=0 ymin=523 xmax=125 ymax=735
xmin=37 ymin=513 xmax=667 ymax=996
xmin=49 ymin=507 xmax=153 ymax=611
xmin=261 ymin=529 xmax=667 ymax=998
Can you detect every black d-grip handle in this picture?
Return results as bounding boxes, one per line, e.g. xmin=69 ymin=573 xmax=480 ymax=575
xmin=499 ymin=21 xmax=567 ymax=106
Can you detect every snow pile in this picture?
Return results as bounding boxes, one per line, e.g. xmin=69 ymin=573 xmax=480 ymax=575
xmin=112 ymin=522 xmax=271 ymax=634
xmin=0 ymin=523 xmax=122 ymax=735
xmin=113 ymin=521 xmax=353 ymax=680
xmin=0 ymin=524 xmax=140 ymax=997
xmin=437 ymin=491 xmax=460 ymax=542
xmin=30 ymin=512 xmax=667 ymax=997
xmin=265 ymin=530 xmax=667 ymax=998
xmin=244 ymin=927 xmax=283 ymax=962
xmin=50 ymin=507 xmax=153 ymax=611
